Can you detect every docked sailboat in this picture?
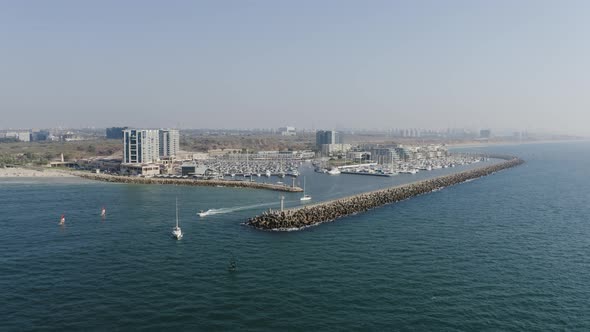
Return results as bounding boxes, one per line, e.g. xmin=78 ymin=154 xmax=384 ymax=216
xmin=300 ymin=176 xmax=311 ymax=201
xmin=172 ymin=198 xmax=183 ymax=240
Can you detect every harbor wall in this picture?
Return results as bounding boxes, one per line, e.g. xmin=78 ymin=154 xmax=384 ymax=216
xmin=71 ymin=172 xmax=303 ymax=192
xmin=246 ymin=155 xmax=524 ymax=231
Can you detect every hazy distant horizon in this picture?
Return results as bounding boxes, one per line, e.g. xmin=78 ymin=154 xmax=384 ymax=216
xmin=1 ymin=1 xmax=589 ymax=135
xmin=1 ymin=125 xmax=582 ymax=138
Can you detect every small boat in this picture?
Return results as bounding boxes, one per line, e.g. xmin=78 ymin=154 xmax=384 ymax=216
xmin=101 ymin=206 xmax=106 ymax=217
xmin=265 ymin=170 xmax=271 ymax=177
xmin=327 ymin=168 xmax=341 ymax=175
xmin=300 ymin=194 xmax=312 ymax=201
xmin=172 ymin=198 xmax=183 ymax=240
xmin=300 ymin=176 xmax=312 ymax=201
xmin=198 ymin=209 xmax=212 ymax=217
xmin=59 ymin=214 xmax=65 ymax=225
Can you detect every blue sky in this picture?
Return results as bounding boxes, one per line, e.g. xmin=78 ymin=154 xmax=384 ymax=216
xmin=1 ymin=1 xmax=589 ymax=134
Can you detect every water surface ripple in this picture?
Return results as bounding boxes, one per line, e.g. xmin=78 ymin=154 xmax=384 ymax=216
xmin=1 ymin=142 xmax=589 ymax=330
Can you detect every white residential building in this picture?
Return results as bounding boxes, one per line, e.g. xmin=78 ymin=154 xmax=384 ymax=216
xmin=159 ymin=129 xmax=180 ymax=158
xmin=4 ymin=131 xmax=31 ymax=142
xmin=123 ymin=129 xmax=160 ymax=164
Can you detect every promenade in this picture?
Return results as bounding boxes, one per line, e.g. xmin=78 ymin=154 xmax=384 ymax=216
xmin=72 ymin=172 xmax=303 ymax=192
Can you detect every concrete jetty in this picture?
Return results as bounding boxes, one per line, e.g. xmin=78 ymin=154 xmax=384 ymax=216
xmin=70 ymin=172 xmax=303 ymax=192
xmin=246 ymin=155 xmax=524 ymax=231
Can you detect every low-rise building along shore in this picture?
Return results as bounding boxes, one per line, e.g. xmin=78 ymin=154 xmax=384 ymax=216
xmin=246 ymin=155 xmax=524 ymax=231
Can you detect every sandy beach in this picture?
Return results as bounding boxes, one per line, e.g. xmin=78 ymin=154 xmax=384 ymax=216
xmin=0 ymin=167 xmax=75 ymax=178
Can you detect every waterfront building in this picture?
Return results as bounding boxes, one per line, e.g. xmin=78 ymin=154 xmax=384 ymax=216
xmin=120 ymin=163 xmax=161 ymax=176
xmin=159 ymin=129 xmax=180 ymax=158
xmin=181 ymin=164 xmax=208 ymax=177
xmin=255 ymin=150 xmax=315 ymax=160
xmin=123 ymin=129 xmax=160 ymax=164
xmin=316 ymin=130 xmax=342 ymax=148
xmin=346 ymin=151 xmax=372 ymax=163
xmin=395 ymin=146 xmax=411 ymax=161
xmin=370 ymin=148 xmax=400 ymax=165
xmin=320 ymin=144 xmax=351 ymax=156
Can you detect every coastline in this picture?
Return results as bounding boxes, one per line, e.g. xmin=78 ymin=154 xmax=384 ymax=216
xmin=69 ymin=171 xmax=304 ymax=192
xmin=447 ymin=138 xmax=589 ymax=149
xmin=0 ymin=166 xmax=301 ymax=192
xmin=0 ymin=167 xmax=75 ymax=178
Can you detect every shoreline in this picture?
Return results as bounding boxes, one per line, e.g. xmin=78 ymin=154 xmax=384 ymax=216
xmin=0 ymin=167 xmax=301 ymax=192
xmin=246 ymin=155 xmax=524 ymax=231
xmin=447 ymin=138 xmax=589 ymax=149
xmin=0 ymin=167 xmax=76 ymax=178
xmin=69 ymin=171 xmax=303 ymax=192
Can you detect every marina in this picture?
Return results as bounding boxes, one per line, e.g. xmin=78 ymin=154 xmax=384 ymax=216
xmin=247 ymin=155 xmax=524 ymax=231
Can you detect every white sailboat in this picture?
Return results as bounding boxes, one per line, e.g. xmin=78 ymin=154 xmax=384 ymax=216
xmin=172 ymin=198 xmax=183 ymax=240
xmin=101 ymin=206 xmax=106 ymax=217
xmin=59 ymin=214 xmax=65 ymax=225
xmin=300 ymin=176 xmax=312 ymax=201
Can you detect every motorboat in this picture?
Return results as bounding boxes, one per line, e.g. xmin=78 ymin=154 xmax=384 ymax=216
xmin=198 ymin=209 xmax=212 ymax=217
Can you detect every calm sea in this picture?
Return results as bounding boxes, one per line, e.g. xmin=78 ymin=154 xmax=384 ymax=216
xmin=1 ymin=142 xmax=589 ymax=331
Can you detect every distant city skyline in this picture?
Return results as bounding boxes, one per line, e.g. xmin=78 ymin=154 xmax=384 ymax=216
xmin=1 ymin=1 xmax=589 ymax=135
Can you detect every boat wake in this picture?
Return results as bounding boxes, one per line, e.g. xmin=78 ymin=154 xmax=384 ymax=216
xmin=198 ymin=201 xmax=278 ymax=217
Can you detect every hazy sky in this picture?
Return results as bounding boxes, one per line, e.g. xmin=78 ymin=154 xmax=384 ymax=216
xmin=1 ymin=0 xmax=589 ymax=134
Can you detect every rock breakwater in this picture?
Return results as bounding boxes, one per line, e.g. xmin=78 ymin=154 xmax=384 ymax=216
xmin=247 ymin=156 xmax=524 ymax=231
xmin=71 ymin=172 xmax=303 ymax=192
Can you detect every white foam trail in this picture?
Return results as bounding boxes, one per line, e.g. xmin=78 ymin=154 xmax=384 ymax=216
xmin=201 ymin=201 xmax=280 ymax=215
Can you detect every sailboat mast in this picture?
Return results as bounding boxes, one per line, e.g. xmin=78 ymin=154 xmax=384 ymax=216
xmin=175 ymin=197 xmax=179 ymax=227
xmin=303 ymin=176 xmax=306 ymax=195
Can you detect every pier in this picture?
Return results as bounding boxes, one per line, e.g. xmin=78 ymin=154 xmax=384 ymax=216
xmin=71 ymin=172 xmax=303 ymax=192
xmin=246 ymin=155 xmax=524 ymax=231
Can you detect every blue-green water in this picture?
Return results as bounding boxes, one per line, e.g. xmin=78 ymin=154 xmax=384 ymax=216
xmin=1 ymin=142 xmax=589 ymax=330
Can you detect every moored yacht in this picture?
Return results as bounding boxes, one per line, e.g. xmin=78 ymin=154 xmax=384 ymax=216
xmin=327 ymin=168 xmax=341 ymax=175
